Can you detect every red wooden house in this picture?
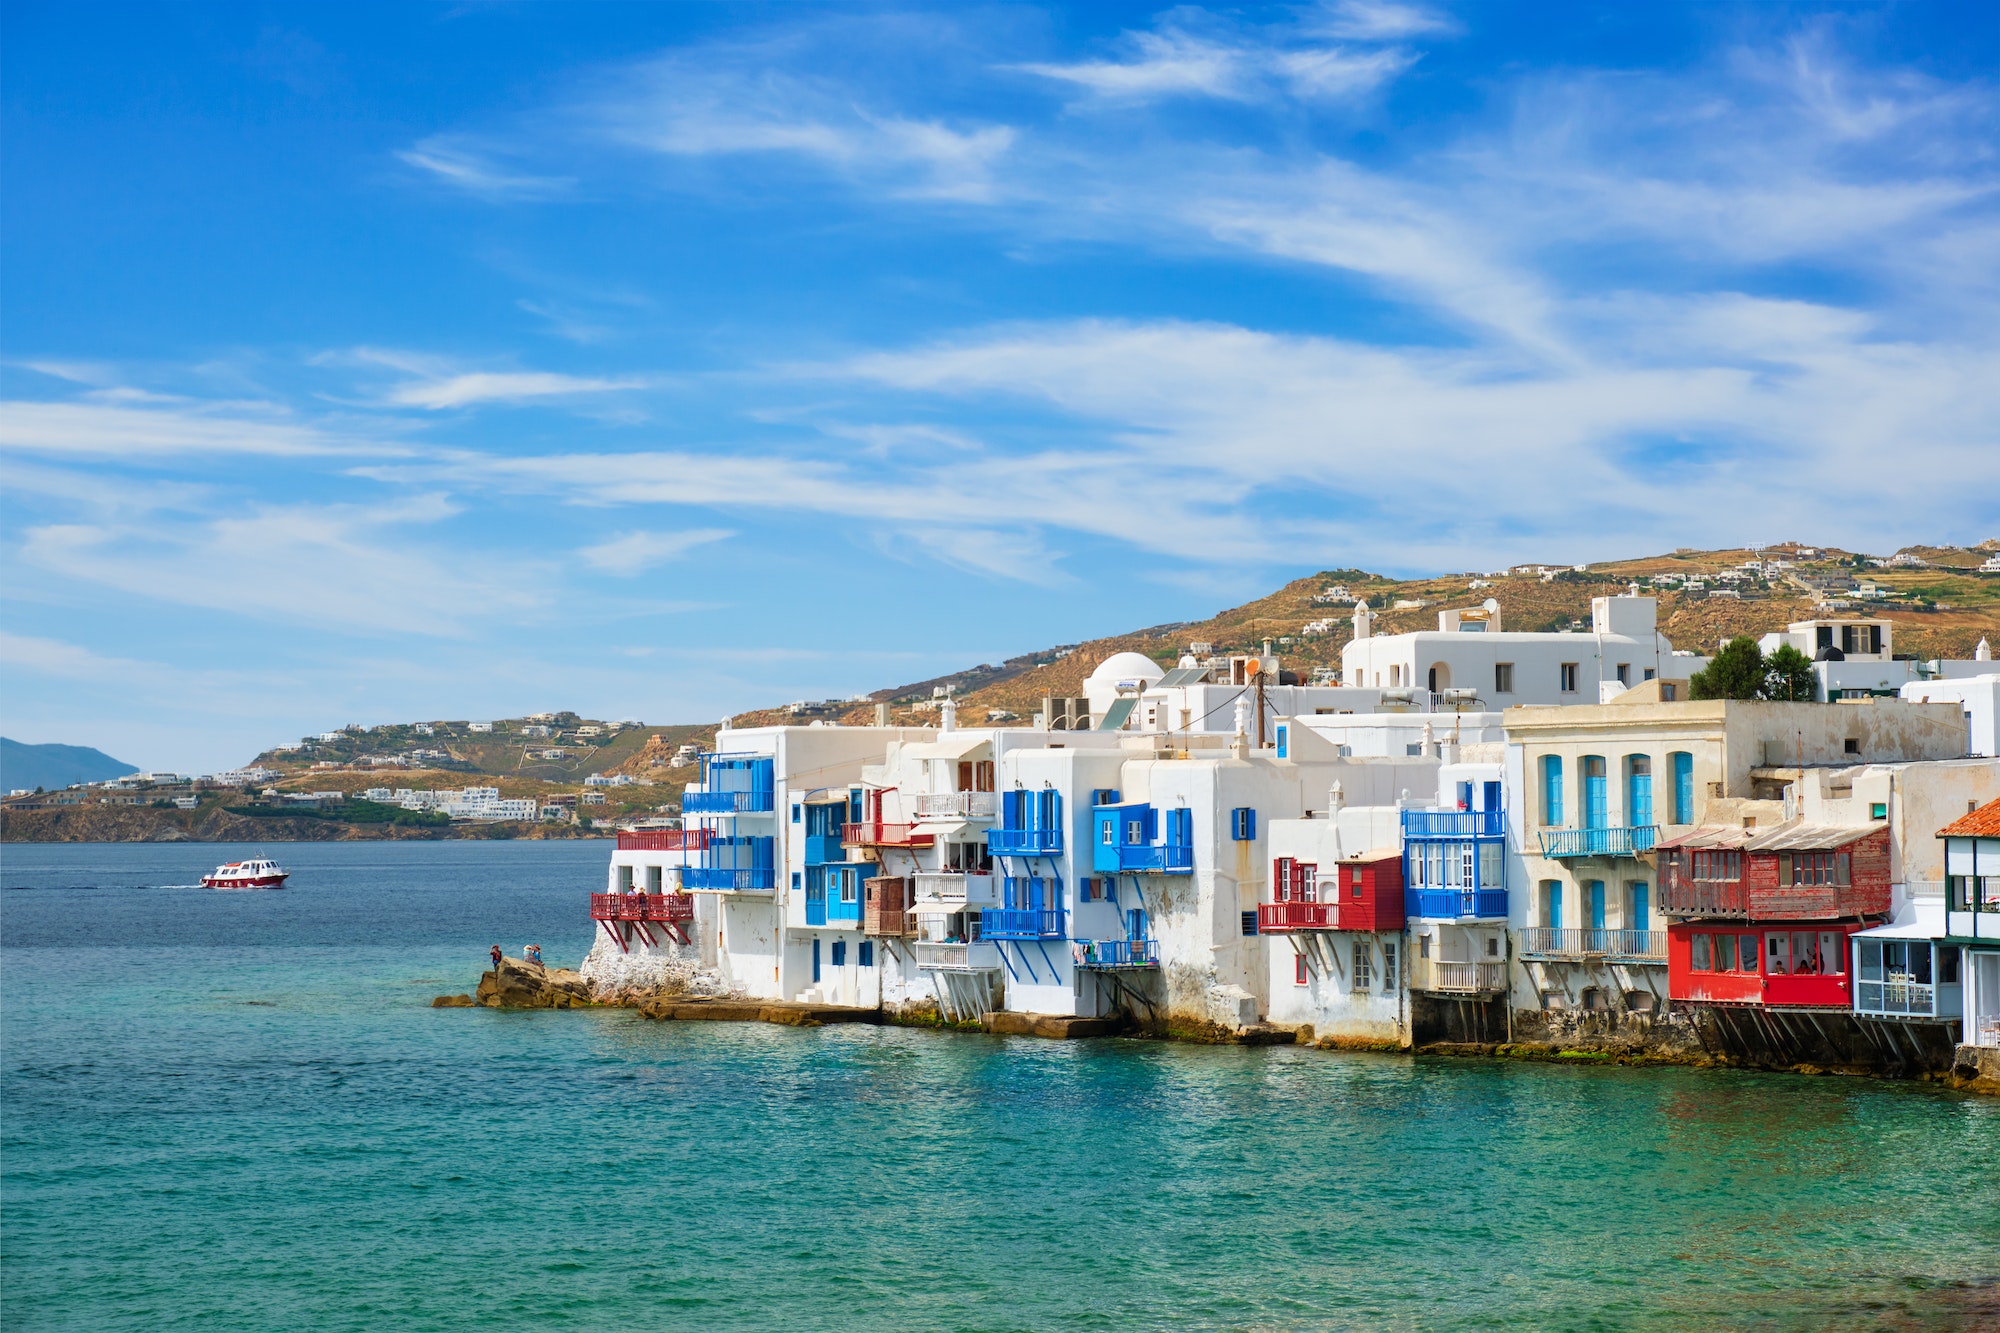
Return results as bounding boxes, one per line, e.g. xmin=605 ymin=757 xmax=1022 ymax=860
xmin=1261 ymin=852 xmax=1404 ymax=934
xmin=1659 ymin=822 xmax=1891 ymax=1009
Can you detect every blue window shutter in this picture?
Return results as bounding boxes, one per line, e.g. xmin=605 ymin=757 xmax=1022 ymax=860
xmin=792 ymin=803 xmax=802 ymax=823
xmin=791 ymin=871 xmax=801 ymax=891
xmin=832 ymin=941 xmax=846 ymax=967
xmin=859 ymin=942 xmax=874 ymax=968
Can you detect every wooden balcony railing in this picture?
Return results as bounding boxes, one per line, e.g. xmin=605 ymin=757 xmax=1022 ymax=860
xmin=1410 ymin=957 xmax=1508 ymax=995
xmin=1258 ymin=901 xmax=1334 ymax=932
xmin=841 ymin=822 xmax=934 ymax=847
xmin=616 ymin=829 xmax=709 ymax=852
xmin=590 ymin=892 xmax=696 ymax=922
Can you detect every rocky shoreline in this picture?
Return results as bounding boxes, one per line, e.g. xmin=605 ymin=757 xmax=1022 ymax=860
xmin=435 ymin=958 xmax=2000 ymax=1096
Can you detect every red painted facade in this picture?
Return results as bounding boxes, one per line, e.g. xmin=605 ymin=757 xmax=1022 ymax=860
xmin=1266 ymin=853 xmax=1403 ymax=933
xmin=1658 ymin=826 xmax=1891 ymax=922
xmin=1667 ymin=921 xmax=1866 ymax=1008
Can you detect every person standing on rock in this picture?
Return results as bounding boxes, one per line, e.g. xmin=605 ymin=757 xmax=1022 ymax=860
xmin=489 ymin=944 xmax=503 ymax=970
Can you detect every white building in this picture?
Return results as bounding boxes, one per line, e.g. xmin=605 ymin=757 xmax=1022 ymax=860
xmin=1342 ymin=593 xmax=1707 ymax=706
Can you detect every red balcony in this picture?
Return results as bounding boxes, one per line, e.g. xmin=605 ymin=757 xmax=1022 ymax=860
xmin=590 ymin=892 xmax=696 ymax=923
xmin=842 ymin=822 xmax=935 ymax=848
xmin=615 ymin=829 xmax=709 ymax=852
xmin=1259 ymin=901 xmax=1334 ymax=932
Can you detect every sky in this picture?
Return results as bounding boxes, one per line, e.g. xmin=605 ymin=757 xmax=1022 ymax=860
xmin=3 ymin=1 xmax=1998 ymax=773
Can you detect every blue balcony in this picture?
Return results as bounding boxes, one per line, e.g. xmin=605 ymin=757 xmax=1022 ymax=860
xmin=1072 ymin=938 xmax=1159 ymax=969
xmin=803 ymin=833 xmax=845 ymax=866
xmin=1099 ymin=843 xmax=1194 ymax=874
xmin=684 ymin=789 xmax=775 ymax=814
xmin=989 ymin=827 xmax=1064 ymax=855
xmin=805 ymin=895 xmax=863 ymax=927
xmin=1538 ymin=826 xmax=1658 ymax=859
xmin=1408 ymin=887 xmax=1508 ymax=920
xmin=1403 ymin=809 xmax=1505 ymax=839
xmin=684 ymin=866 xmax=776 ymax=891
xmin=981 ymin=908 xmax=1068 ymax=940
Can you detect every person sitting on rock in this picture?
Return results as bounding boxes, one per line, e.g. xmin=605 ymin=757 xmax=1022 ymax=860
xmin=525 ymin=944 xmax=543 ymax=965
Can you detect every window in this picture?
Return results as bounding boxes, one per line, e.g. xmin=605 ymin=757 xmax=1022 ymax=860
xmin=791 ymin=871 xmax=802 ymax=892
xmin=1626 ymin=755 xmax=1653 ymax=826
xmin=1243 ymin=910 xmax=1260 ymax=937
xmin=1581 ymin=987 xmax=1606 ymax=1011
xmin=1353 ymin=941 xmax=1373 ymax=991
xmin=618 ymin=865 xmax=634 ymax=892
xmin=840 ymin=871 xmax=858 ymax=904
xmin=1691 ymin=933 xmax=1713 ymax=970
xmin=1295 ymin=954 xmax=1309 ymax=985
xmin=1561 ymin=662 xmax=1580 ymax=693
xmin=1643 ymin=667 xmax=1656 ymax=682
xmin=1543 ymin=881 xmax=1563 ymax=929
xmin=1616 ymin=663 xmax=1631 ymax=686
xmin=1670 ymin=753 xmax=1694 ymax=824
xmin=812 ymin=938 xmax=822 ymax=983
xmin=1541 ymin=755 xmax=1564 ymax=826
xmin=1940 ymin=945 xmax=1960 ymax=984
xmin=831 ymin=941 xmax=847 ymax=967
xmin=1766 ymin=933 xmax=1790 ymax=974
xmin=1738 ymin=934 xmax=1758 ymax=970
xmin=1629 ymin=881 xmax=1650 ymax=932
xmin=1486 ymin=936 xmax=1500 ymax=957
xmin=1844 ymin=738 xmax=1861 ymax=755
xmin=1101 ymin=821 xmax=1116 ymax=847
xmin=1495 ymin=662 xmax=1515 ymax=694
xmin=792 ymin=803 xmax=802 ymax=823
xmin=1383 ymin=941 xmax=1399 ymax=990
xmin=1275 ymin=725 xmax=1288 ymax=759
xmin=1582 ymin=756 xmax=1608 ymax=829
xmin=1092 ymin=788 xmax=1121 ymax=806
xmin=1419 ymin=934 xmax=1431 ymax=959
xmin=1661 ymin=683 xmax=1678 ymax=701
xmin=1715 ymin=933 xmax=1737 ymax=972
xmin=1231 ymin=808 xmax=1257 ymax=841
xmin=859 ymin=942 xmax=874 ymax=968
xmin=1870 ymin=802 xmax=1887 ymax=820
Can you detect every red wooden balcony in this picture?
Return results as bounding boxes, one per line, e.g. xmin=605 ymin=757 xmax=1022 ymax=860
xmin=842 ymin=822 xmax=936 ymax=848
xmin=615 ymin=829 xmax=710 ymax=852
xmin=590 ymin=892 xmax=696 ymax=923
xmin=1259 ymin=901 xmax=1334 ymax=932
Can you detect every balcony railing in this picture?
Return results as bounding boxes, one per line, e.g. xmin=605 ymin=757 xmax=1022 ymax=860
xmin=1518 ymin=928 xmax=1667 ymax=961
xmin=1538 ymin=826 xmax=1658 ymax=859
xmin=805 ymin=896 xmax=864 ymax=927
xmin=1408 ymin=888 xmax=1508 ymax=920
xmin=1073 ymin=939 xmax=1159 ymax=969
xmin=916 ymin=942 xmax=995 ymax=971
xmin=1855 ymin=979 xmax=1940 ymax=1018
xmin=1258 ymin=901 xmax=1334 ymax=932
xmin=590 ymin=892 xmax=695 ymax=922
xmin=1403 ymin=809 xmax=1505 ymax=838
xmin=842 ymin=822 xmax=934 ymax=848
xmin=683 ymin=789 xmax=775 ymax=814
xmin=1410 ymin=958 xmax=1508 ymax=995
xmin=911 ymin=872 xmax=997 ymax=906
xmin=1660 ymin=869 xmax=1748 ymax=918
xmin=1102 ymin=843 xmax=1195 ymax=874
xmin=615 ymin=829 xmax=709 ymax=852
xmin=988 ymin=826 xmax=1064 ymax=856
xmin=682 ymin=866 xmax=776 ymax=892
xmin=980 ymin=908 xmax=1068 ymax=940
xmin=914 ymin=792 xmax=997 ymax=820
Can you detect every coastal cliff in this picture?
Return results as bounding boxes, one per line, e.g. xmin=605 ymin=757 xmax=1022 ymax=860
xmin=1 ymin=805 xmax=602 ymax=843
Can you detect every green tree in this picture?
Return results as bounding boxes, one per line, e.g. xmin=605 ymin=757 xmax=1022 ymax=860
xmin=1689 ymin=636 xmax=1766 ymax=700
xmin=1762 ymin=644 xmax=1818 ymax=702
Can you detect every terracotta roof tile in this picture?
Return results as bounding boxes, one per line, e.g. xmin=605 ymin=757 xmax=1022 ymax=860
xmin=1939 ymin=797 xmax=2000 ymax=838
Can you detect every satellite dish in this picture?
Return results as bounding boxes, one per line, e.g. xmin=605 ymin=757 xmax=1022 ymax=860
xmin=1244 ymin=658 xmax=1263 ymax=677
xmin=1483 ymin=598 xmax=1500 ymax=613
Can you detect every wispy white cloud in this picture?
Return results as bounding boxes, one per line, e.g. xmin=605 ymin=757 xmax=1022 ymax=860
xmin=398 ymin=136 xmax=574 ymax=199
xmin=387 ymin=370 xmax=648 ymax=410
xmin=0 ymin=398 xmax=386 ymax=458
xmin=1308 ymin=0 xmax=1458 ymax=42
xmin=578 ymin=527 xmax=733 ymax=575
xmin=1015 ymin=19 xmax=1416 ymax=105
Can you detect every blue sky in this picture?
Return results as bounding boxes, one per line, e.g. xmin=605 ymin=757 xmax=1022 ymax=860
xmin=4 ymin=1 xmax=1997 ymax=773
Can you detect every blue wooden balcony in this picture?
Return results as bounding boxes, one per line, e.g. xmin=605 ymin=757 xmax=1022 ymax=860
xmin=684 ymin=789 xmax=776 ymax=814
xmin=1403 ymin=809 xmax=1505 ymax=839
xmin=989 ymin=827 xmax=1063 ymax=855
xmin=1072 ymin=938 xmax=1159 ymax=969
xmin=805 ymin=895 xmax=863 ymax=927
xmin=683 ymin=866 xmax=776 ymax=891
xmin=1407 ymin=887 xmax=1508 ymax=920
xmin=1538 ymin=826 xmax=1658 ymax=858
xmin=803 ymin=833 xmax=845 ymax=866
xmin=1098 ymin=843 xmax=1194 ymax=874
xmin=980 ymin=908 xmax=1068 ymax=940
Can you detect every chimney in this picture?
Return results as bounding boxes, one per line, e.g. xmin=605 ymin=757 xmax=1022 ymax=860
xmin=939 ymin=696 xmax=957 ymax=732
xmin=875 ymin=702 xmax=890 ymax=726
xmin=1352 ymin=599 xmax=1373 ymax=641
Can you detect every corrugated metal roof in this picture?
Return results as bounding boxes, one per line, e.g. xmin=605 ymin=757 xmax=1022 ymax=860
xmin=1743 ymin=820 xmax=1881 ymax=853
xmin=1938 ymin=797 xmax=2000 ymax=839
xmin=1653 ymin=825 xmax=1750 ymax=851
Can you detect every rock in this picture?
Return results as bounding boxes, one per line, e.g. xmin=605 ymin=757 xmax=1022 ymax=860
xmin=474 ymin=957 xmax=594 ymax=1009
xmin=431 ymin=994 xmax=475 ymax=1008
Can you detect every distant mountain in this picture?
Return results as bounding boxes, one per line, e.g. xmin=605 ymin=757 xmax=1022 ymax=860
xmin=0 ymin=738 xmax=138 ymax=792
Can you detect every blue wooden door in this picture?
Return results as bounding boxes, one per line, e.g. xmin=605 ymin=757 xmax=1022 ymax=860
xmin=1589 ymin=881 xmax=1606 ymax=939
xmin=1546 ymin=882 xmax=1563 ymax=930
xmin=812 ymin=938 xmax=821 ymax=983
xmin=1583 ymin=757 xmax=1608 ymax=828
xmin=1630 ymin=882 xmax=1650 ymax=933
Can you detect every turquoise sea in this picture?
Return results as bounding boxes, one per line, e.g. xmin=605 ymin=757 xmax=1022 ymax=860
xmin=3 ymin=840 xmax=1997 ymax=1332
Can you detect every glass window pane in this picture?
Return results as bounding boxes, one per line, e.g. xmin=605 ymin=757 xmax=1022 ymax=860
xmin=1821 ymin=932 xmax=1844 ymax=974
xmin=1716 ymin=933 xmax=1737 ymax=972
xmin=1740 ymin=934 xmax=1759 ymax=972
xmin=1692 ymin=934 xmax=1711 ymax=970
xmin=1767 ymin=933 xmax=1790 ymax=974
xmin=1859 ymin=940 xmax=1882 ymax=981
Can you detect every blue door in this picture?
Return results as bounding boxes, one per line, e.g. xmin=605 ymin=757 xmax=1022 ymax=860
xmin=1672 ymin=753 xmax=1694 ymax=824
xmin=1588 ymin=880 xmax=1606 ymax=945
xmin=1546 ymin=882 xmax=1563 ymax=930
xmin=1627 ymin=756 xmax=1653 ymax=826
xmin=1630 ymin=882 xmax=1650 ymax=933
xmin=812 ymin=938 xmax=821 ymax=983
xmin=1583 ymin=757 xmax=1608 ymax=828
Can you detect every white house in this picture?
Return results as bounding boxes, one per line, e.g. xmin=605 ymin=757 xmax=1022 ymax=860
xmin=1342 ymin=593 xmax=1707 ymax=706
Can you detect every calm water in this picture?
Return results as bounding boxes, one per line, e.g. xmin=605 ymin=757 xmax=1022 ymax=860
xmin=3 ymin=840 xmax=1997 ymax=1333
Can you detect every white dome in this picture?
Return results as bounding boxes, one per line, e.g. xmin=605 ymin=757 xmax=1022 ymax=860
xmin=1086 ymin=651 xmax=1167 ymax=687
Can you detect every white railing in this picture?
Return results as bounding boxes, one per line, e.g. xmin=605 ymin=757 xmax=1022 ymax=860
xmin=1411 ymin=958 xmax=1508 ymax=994
xmin=915 ymin=942 xmax=994 ymax=971
xmin=1518 ymin=928 xmax=1666 ymax=960
xmin=913 ymin=792 xmax=998 ymax=820
xmin=911 ymin=872 xmax=996 ymax=906
xmin=1854 ymin=979 xmax=1939 ymax=1018
xmin=1904 ymin=879 xmax=1947 ymax=900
